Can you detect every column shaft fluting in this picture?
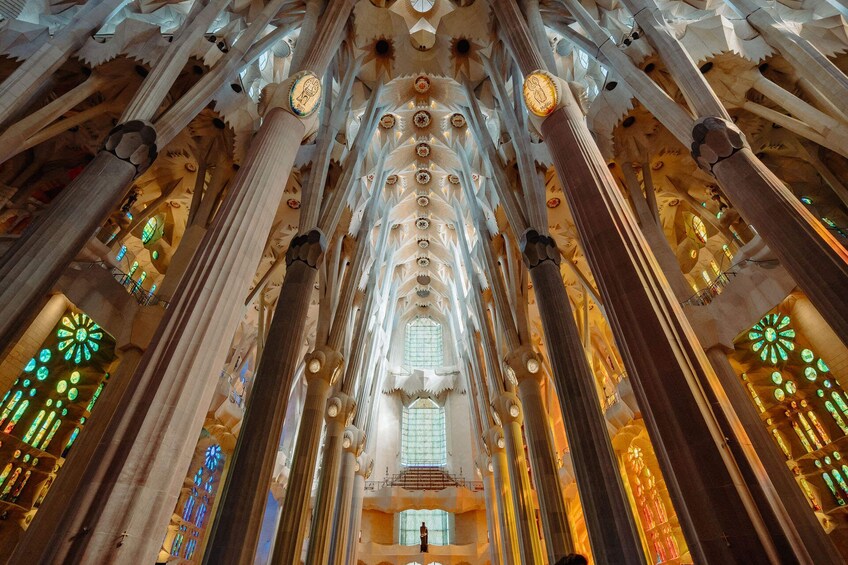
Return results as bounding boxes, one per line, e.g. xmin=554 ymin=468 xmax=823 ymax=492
xmin=541 ymin=103 xmax=777 ymax=563
xmin=327 ymin=436 xmax=359 ymax=565
xmin=490 ymin=442 xmax=521 ymax=565
xmin=13 ymin=107 xmax=306 ymax=564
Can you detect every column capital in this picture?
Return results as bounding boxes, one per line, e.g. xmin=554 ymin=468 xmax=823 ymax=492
xmin=102 ymin=120 xmax=158 ymax=176
xmin=484 ymin=426 xmax=506 ymax=454
xmin=342 ymin=425 xmax=366 ymax=456
xmin=325 ymin=391 xmax=356 ymax=427
xmin=691 ymin=116 xmax=748 ymax=173
xmin=504 ymin=346 xmax=544 ymax=386
xmin=494 ymin=393 xmax=524 ymax=425
xmin=355 ymin=453 xmax=373 ymax=478
xmin=520 ymin=229 xmax=560 ymax=269
xmin=303 ymin=346 xmax=344 ymax=386
xmin=286 ymin=229 xmax=327 ymax=269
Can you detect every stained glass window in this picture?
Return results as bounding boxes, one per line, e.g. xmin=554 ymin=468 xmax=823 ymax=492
xmin=116 ymin=245 xmax=127 ymax=261
xmin=399 ymin=509 xmax=451 ymax=545
xmin=402 ymin=398 xmax=446 ymax=467
xmin=57 ymin=313 xmax=103 ymax=364
xmin=749 ymin=314 xmax=795 ymax=364
xmin=142 ymin=217 xmax=159 ymax=244
xmin=404 ymin=318 xmax=443 ymax=369
xmin=690 ymin=216 xmax=708 ymax=244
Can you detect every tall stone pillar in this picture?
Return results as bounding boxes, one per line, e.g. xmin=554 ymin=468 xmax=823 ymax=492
xmin=0 ymin=122 xmax=157 ymax=350
xmin=479 ymin=457 xmax=504 ymax=565
xmin=342 ymin=453 xmax=371 ymax=565
xmin=690 ymin=118 xmax=848 ymax=339
xmin=11 ymin=99 xmax=314 ymax=563
xmin=533 ymin=85 xmax=780 ymax=562
xmin=521 ymin=233 xmax=646 ymax=564
xmin=505 ymin=348 xmax=574 ymax=562
xmin=493 ymin=394 xmax=545 ymax=563
xmin=704 ymin=343 xmax=841 ymax=561
xmin=485 ymin=428 xmax=521 ymax=565
xmin=203 ymin=231 xmax=326 ymax=565
xmin=271 ymin=348 xmax=343 ymax=564
xmin=327 ymin=426 xmax=365 ymax=565
xmin=304 ymin=394 xmax=357 ymax=564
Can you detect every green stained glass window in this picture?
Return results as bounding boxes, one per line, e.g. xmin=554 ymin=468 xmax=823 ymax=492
xmin=785 ymin=381 xmax=797 ymax=395
xmin=24 ymin=359 xmax=35 ymax=373
xmin=4 ymin=400 xmax=28 ymax=433
xmin=0 ymin=391 xmax=22 ymax=426
xmin=749 ymin=314 xmax=795 ymax=364
xmin=771 ymin=372 xmax=783 ymax=385
xmin=38 ymin=349 xmax=50 ymax=363
xmin=68 ymin=388 xmax=78 ymax=401
xmin=805 ymin=367 xmax=817 ymax=381
xmin=70 ymin=371 xmax=80 ymax=384
xmin=86 ymin=383 xmax=105 ymax=413
xmin=818 ymin=359 xmax=830 ymax=373
xmin=774 ymin=389 xmax=785 ymax=401
xmin=404 ymin=318 xmax=443 ymax=369
xmin=142 ymin=217 xmax=159 ymax=244
xmin=36 ymin=366 xmax=48 ymax=381
xmin=57 ymin=313 xmax=102 ymax=364
xmin=23 ymin=410 xmax=45 ymax=443
xmin=801 ymin=349 xmax=815 ymax=363
xmin=401 ymin=398 xmax=446 ymax=467
xmin=56 ymin=381 xmax=67 ymax=394
xmin=41 ymin=419 xmax=61 ymax=451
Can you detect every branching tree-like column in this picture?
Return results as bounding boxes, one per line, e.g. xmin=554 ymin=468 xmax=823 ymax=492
xmin=271 ymin=349 xmax=347 ymax=564
xmin=620 ymin=0 xmax=848 ymax=340
xmin=485 ymin=427 xmax=521 ymax=565
xmin=532 ymin=82 xmax=781 ymax=563
xmin=491 ymin=0 xmax=788 ymax=560
xmin=326 ymin=427 xmax=366 ymax=565
xmin=493 ymin=393 xmax=545 ymax=563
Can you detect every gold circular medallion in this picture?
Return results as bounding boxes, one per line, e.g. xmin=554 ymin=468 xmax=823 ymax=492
xmin=289 ymin=71 xmax=322 ymax=117
xmin=523 ymin=71 xmax=558 ymax=117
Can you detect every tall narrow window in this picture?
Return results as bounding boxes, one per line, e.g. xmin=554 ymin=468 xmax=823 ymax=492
xmin=404 ymin=318 xmax=443 ymax=369
xmin=402 ymin=398 xmax=446 ymax=467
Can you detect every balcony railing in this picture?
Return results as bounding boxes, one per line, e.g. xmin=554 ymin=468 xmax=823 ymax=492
xmin=110 ymin=267 xmax=169 ymax=307
xmin=683 ymin=272 xmax=732 ymax=306
xmin=366 ymin=468 xmax=483 ymax=492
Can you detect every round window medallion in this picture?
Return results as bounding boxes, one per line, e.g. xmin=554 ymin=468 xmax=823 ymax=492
xmin=546 ymin=197 xmax=561 ymax=208
xmin=417 ymin=195 xmax=430 ymax=207
xmin=386 ymin=174 xmax=398 ymax=185
xmin=417 ymin=256 xmax=430 ymax=267
xmin=418 ymin=239 xmax=430 ymax=248
xmin=415 ymin=169 xmax=431 ymax=184
xmin=413 ymin=110 xmax=431 ymax=128
xmin=450 ymin=113 xmax=466 ymax=128
xmin=288 ymin=71 xmax=322 ymax=117
xmin=414 ymin=75 xmax=431 ymax=93
xmin=448 ymin=174 xmax=460 ymax=185
xmin=416 ymin=218 xmax=430 ymax=230
xmin=416 ymin=143 xmax=431 ymax=158
xmin=287 ymin=199 xmax=300 ymax=209
xmin=379 ymin=114 xmax=396 ymax=129
xmin=417 ymin=274 xmax=431 ymax=285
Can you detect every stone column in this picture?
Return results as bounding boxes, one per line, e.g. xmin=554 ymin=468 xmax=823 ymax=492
xmin=486 ymin=428 xmax=520 ymax=565
xmin=342 ymin=453 xmax=371 ymax=565
xmin=479 ymin=457 xmax=504 ymax=565
xmin=0 ymin=0 xmax=125 ymax=126
xmin=493 ymin=394 xmax=545 ymax=563
xmin=10 ymin=102 xmax=312 ymax=564
xmin=327 ymin=426 xmax=364 ymax=565
xmin=505 ymin=348 xmax=574 ymax=563
xmin=691 ymin=118 xmax=848 ymax=339
xmin=304 ymin=394 xmax=357 ymax=564
xmin=521 ymin=233 xmax=646 ymax=564
xmin=0 ymin=122 xmax=157 ymax=351
xmin=537 ymin=96 xmax=779 ymax=562
xmin=704 ymin=344 xmax=842 ymax=561
xmin=271 ymin=347 xmax=343 ymax=565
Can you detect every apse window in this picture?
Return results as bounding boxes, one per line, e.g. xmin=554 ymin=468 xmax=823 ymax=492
xmin=402 ymin=398 xmax=447 ymax=466
xmin=404 ymin=317 xmax=443 ymax=369
xmin=399 ymin=509 xmax=452 ymax=545
xmin=410 ymin=0 xmax=435 ymax=13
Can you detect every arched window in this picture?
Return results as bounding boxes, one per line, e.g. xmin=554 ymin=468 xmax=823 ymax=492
xmin=404 ymin=317 xmax=443 ymax=368
xmin=402 ymin=398 xmax=446 ymax=467
xmin=170 ymin=443 xmax=224 ymax=559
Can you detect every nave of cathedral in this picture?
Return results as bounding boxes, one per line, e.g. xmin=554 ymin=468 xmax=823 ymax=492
xmin=0 ymin=0 xmax=846 ymax=562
